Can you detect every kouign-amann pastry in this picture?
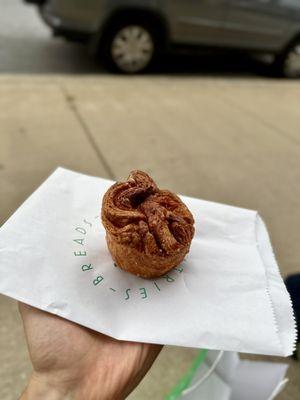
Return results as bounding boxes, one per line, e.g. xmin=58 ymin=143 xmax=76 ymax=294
xmin=101 ymin=170 xmax=195 ymax=278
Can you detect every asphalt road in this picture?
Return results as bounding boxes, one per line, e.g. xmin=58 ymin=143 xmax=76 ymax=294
xmin=0 ymin=0 xmax=99 ymax=73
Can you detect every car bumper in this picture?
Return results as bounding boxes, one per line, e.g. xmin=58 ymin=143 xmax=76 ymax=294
xmin=25 ymin=0 xmax=92 ymax=43
xmin=39 ymin=4 xmax=91 ymax=42
xmin=24 ymin=0 xmax=46 ymax=5
xmin=40 ymin=8 xmax=61 ymax=29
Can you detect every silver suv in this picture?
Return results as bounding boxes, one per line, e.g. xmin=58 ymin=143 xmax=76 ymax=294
xmin=26 ymin=0 xmax=300 ymax=77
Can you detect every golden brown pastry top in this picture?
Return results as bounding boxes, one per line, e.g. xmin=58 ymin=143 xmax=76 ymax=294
xmin=101 ymin=170 xmax=194 ymax=257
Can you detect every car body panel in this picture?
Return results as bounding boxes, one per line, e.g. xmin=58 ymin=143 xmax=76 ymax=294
xmin=161 ymin=0 xmax=229 ymax=46
xmin=42 ymin=0 xmax=162 ymax=32
xmin=32 ymin=0 xmax=300 ymax=53
xmin=222 ymin=0 xmax=298 ymax=51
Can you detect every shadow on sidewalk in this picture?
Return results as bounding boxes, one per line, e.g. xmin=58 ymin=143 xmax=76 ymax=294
xmin=0 ymin=35 xmax=272 ymax=79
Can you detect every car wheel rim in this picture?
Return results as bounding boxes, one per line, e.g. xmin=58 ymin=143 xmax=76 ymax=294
xmin=111 ymin=25 xmax=154 ymax=72
xmin=284 ymin=44 xmax=300 ymax=78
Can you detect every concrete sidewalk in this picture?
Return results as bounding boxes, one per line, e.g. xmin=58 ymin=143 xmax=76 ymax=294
xmin=0 ymin=75 xmax=300 ymax=400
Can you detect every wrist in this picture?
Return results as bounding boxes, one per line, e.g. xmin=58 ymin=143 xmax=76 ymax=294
xmin=20 ymin=372 xmax=127 ymax=400
xmin=20 ymin=374 xmax=76 ymax=400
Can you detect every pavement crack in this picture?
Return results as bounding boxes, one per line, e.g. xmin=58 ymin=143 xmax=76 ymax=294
xmin=60 ymin=86 xmax=116 ymax=180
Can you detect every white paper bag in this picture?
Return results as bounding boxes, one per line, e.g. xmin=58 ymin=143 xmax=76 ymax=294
xmin=181 ymin=363 xmax=232 ymax=400
xmin=172 ymin=351 xmax=288 ymax=400
xmin=0 ymin=168 xmax=296 ymax=356
xmin=230 ymin=359 xmax=289 ymax=400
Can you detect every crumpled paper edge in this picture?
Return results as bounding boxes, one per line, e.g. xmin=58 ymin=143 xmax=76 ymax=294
xmin=255 ymin=214 xmax=297 ymax=356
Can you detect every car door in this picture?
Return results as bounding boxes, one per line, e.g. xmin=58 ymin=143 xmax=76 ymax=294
xmin=223 ymin=0 xmax=289 ymax=51
xmin=164 ymin=0 xmax=229 ymax=46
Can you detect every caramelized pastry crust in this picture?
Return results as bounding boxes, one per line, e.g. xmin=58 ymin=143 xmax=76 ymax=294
xmin=101 ymin=170 xmax=195 ymax=278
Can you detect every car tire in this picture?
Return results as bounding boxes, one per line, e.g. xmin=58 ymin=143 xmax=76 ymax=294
xmin=273 ymin=39 xmax=300 ymax=78
xmin=99 ymin=17 xmax=162 ymax=74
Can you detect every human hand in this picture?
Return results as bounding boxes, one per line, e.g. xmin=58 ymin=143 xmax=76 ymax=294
xmin=19 ymin=303 xmax=162 ymax=400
